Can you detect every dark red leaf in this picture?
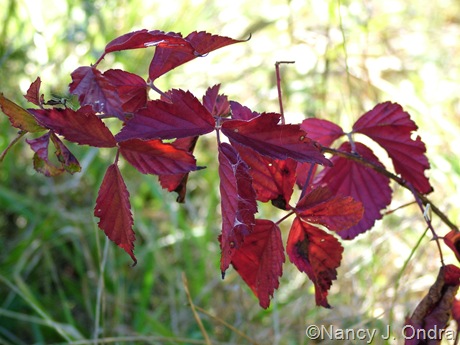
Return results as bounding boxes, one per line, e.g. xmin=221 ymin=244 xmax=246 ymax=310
xmin=94 ymin=163 xmax=136 ymax=264
xmin=218 ymin=143 xmax=257 ymax=274
xmin=23 ymin=77 xmax=44 ymax=106
xmin=353 ymin=102 xmax=432 ymax=194
xmin=149 ymin=31 xmax=247 ymax=81
xmin=232 ymin=141 xmax=296 ymax=209
xmin=452 ymin=298 xmax=460 ymax=325
xmin=231 ymin=219 xmax=285 ymax=309
xmin=287 ymin=217 xmax=343 ymax=308
xmin=444 ymin=230 xmax=460 ymax=262
xmin=203 ymin=84 xmax=230 ymax=117
xmin=314 ymin=142 xmax=392 ymax=239
xmin=26 ymin=132 xmax=64 ymax=176
xmin=102 ymin=29 xmax=185 ymax=56
xmin=404 ymin=265 xmax=460 ymax=345
xmin=49 ymin=132 xmax=81 ymax=174
xmin=229 ymin=101 xmax=259 ymax=121
xmin=119 ymin=138 xmax=199 ymax=175
xmin=221 ymin=113 xmax=331 ymax=165
xmin=0 ymin=93 xmax=44 ymax=133
xmin=300 ymin=118 xmax=345 ymax=147
xmin=103 ymin=69 xmax=148 ymax=113
xmin=69 ymin=66 xmax=125 ymax=119
xmin=29 ymin=105 xmax=116 ymax=147
xmin=295 ymin=185 xmax=364 ymax=232
xmin=115 ymin=89 xmax=215 ymax=142
xmin=158 ymin=136 xmax=199 ymax=203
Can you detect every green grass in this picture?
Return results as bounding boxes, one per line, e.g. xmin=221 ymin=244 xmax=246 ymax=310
xmin=1 ymin=0 xmax=460 ymax=344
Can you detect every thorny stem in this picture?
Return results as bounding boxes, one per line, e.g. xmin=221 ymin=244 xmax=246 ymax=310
xmin=0 ymin=131 xmax=27 ymax=162
xmin=322 ymin=146 xmax=459 ymax=233
xmin=275 ymin=61 xmax=295 ymax=125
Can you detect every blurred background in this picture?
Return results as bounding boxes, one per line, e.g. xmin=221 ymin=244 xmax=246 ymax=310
xmin=1 ymin=0 xmax=460 ymax=344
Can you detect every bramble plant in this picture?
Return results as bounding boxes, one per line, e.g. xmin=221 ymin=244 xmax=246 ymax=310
xmin=1 ymin=29 xmax=460 ymax=343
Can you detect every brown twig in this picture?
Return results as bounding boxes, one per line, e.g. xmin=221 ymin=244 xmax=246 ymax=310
xmin=0 ymin=131 xmax=27 ymax=162
xmin=275 ymin=61 xmax=295 ymax=125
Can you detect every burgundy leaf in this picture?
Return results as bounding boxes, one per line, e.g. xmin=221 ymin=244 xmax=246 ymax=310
xmin=203 ymin=84 xmax=230 ymax=117
xmin=119 ymin=138 xmax=199 ymax=175
xmin=404 ymin=265 xmax=460 ymax=345
xmin=314 ymin=142 xmax=392 ymax=239
xmin=352 ymin=102 xmax=432 ymax=194
xmin=231 ymin=219 xmax=285 ymax=309
xmin=23 ymin=77 xmax=44 ymax=106
xmin=0 ymin=93 xmax=44 ymax=133
xmin=149 ymin=31 xmax=247 ymax=81
xmin=26 ymin=132 xmax=64 ymax=176
xmin=115 ymin=89 xmax=215 ymax=142
xmin=158 ymin=136 xmax=199 ymax=203
xmin=94 ymin=163 xmax=136 ymax=264
xmin=103 ymin=69 xmax=148 ymax=113
xmin=221 ymin=113 xmax=331 ymax=165
xmin=232 ymin=141 xmax=296 ymax=210
xmin=287 ymin=217 xmax=343 ymax=308
xmin=29 ymin=105 xmax=116 ymax=147
xmin=218 ymin=143 xmax=257 ymax=274
xmin=69 ymin=66 xmax=125 ymax=119
xmin=295 ymin=185 xmax=364 ymax=232
xmin=300 ymin=118 xmax=345 ymax=147
xmin=49 ymin=132 xmax=81 ymax=174
xmin=229 ymin=101 xmax=259 ymax=121
xmin=444 ymin=230 xmax=460 ymax=262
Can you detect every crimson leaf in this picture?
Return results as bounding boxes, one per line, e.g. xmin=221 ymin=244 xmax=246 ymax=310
xmin=94 ymin=163 xmax=136 ymax=264
xmin=158 ymin=136 xmax=199 ymax=203
xmin=69 ymin=66 xmax=125 ymax=119
xmin=444 ymin=230 xmax=460 ymax=262
xmin=221 ymin=113 xmax=331 ymax=165
xmin=26 ymin=132 xmax=64 ymax=176
xmin=231 ymin=219 xmax=285 ymax=309
xmin=295 ymin=185 xmax=363 ymax=232
xmin=29 ymin=105 xmax=116 ymax=148
xmin=229 ymin=101 xmax=259 ymax=121
xmin=287 ymin=217 xmax=343 ymax=308
xmin=232 ymin=141 xmax=296 ymax=210
xmin=300 ymin=118 xmax=345 ymax=147
xmin=49 ymin=133 xmax=81 ymax=174
xmin=103 ymin=69 xmax=148 ymax=113
xmin=119 ymin=138 xmax=199 ymax=175
xmin=218 ymin=142 xmax=257 ymax=274
xmin=314 ymin=141 xmax=392 ymax=239
xmin=149 ymin=31 xmax=247 ymax=81
xmin=0 ymin=93 xmax=44 ymax=133
xmin=115 ymin=89 xmax=215 ymax=142
xmin=203 ymin=84 xmax=230 ymax=117
xmin=23 ymin=77 xmax=44 ymax=106
xmin=352 ymin=102 xmax=432 ymax=194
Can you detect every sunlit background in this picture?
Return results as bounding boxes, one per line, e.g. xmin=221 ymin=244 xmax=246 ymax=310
xmin=1 ymin=0 xmax=460 ymax=344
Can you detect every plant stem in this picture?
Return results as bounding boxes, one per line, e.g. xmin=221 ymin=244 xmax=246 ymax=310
xmin=0 ymin=131 xmax=26 ymax=162
xmin=275 ymin=61 xmax=295 ymax=125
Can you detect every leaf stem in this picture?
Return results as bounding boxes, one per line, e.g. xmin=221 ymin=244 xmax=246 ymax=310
xmin=276 ymin=211 xmax=295 ymax=225
xmin=322 ymin=146 xmax=459 ymax=232
xmin=0 ymin=130 xmax=27 ymax=162
xmin=275 ymin=61 xmax=295 ymax=125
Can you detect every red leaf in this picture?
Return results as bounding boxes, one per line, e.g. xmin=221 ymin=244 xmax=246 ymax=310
xmin=300 ymin=118 xmax=345 ymax=147
xmin=23 ymin=77 xmax=44 ymax=106
xmin=218 ymin=143 xmax=257 ymax=274
xmin=444 ymin=230 xmax=460 ymax=262
xmin=231 ymin=219 xmax=285 ymax=309
xmin=353 ymin=102 xmax=432 ymax=194
xmin=295 ymin=185 xmax=364 ymax=232
xmin=287 ymin=217 xmax=343 ymax=308
xmin=158 ymin=136 xmax=199 ymax=203
xmin=103 ymin=69 xmax=148 ymax=113
xmin=94 ymin=163 xmax=136 ymax=264
xmin=221 ymin=113 xmax=331 ymax=165
xmin=229 ymin=101 xmax=259 ymax=121
xmin=314 ymin=142 xmax=392 ymax=239
xmin=69 ymin=66 xmax=125 ymax=119
xmin=115 ymin=89 xmax=215 ymax=142
xmin=232 ymin=141 xmax=296 ymax=209
xmin=26 ymin=132 xmax=64 ymax=176
xmin=102 ymin=29 xmax=185 ymax=56
xmin=119 ymin=138 xmax=199 ymax=175
xmin=29 ymin=105 xmax=116 ymax=147
xmin=404 ymin=265 xmax=460 ymax=345
xmin=0 ymin=93 xmax=44 ymax=133
xmin=49 ymin=132 xmax=81 ymax=174
xmin=203 ymin=84 xmax=230 ymax=117
xmin=149 ymin=31 xmax=246 ymax=81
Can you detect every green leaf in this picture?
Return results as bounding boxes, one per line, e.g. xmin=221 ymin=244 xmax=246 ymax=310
xmin=0 ymin=93 xmax=45 ymax=133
